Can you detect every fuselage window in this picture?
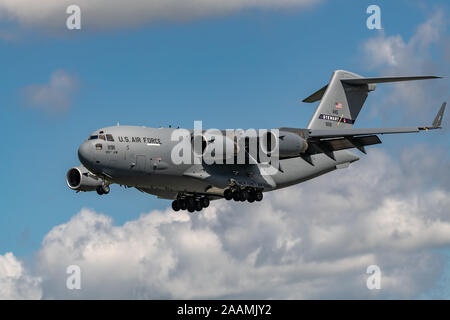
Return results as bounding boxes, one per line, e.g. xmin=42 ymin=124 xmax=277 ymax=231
xmin=89 ymin=135 xmax=98 ymax=140
xmin=95 ymin=143 xmax=103 ymax=150
xmin=106 ymin=134 xmax=114 ymax=142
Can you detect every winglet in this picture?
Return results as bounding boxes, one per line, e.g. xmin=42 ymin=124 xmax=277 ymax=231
xmin=432 ymin=102 xmax=446 ymax=128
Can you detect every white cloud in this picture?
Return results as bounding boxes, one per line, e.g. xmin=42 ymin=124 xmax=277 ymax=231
xmin=0 ymin=252 xmax=42 ymax=299
xmin=22 ymin=70 xmax=79 ymax=113
xmin=363 ymin=34 xmax=405 ymax=68
xmin=26 ymin=147 xmax=450 ymax=299
xmin=363 ymin=11 xmax=446 ymax=70
xmin=0 ymin=0 xmax=321 ymax=32
xmin=362 ymin=11 xmax=449 ymax=122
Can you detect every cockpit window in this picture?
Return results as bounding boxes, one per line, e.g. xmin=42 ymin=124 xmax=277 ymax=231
xmin=95 ymin=143 xmax=103 ymax=150
xmin=106 ymin=134 xmax=114 ymax=142
xmin=88 ymin=135 xmax=98 ymax=140
xmin=99 ymin=134 xmax=106 ymax=141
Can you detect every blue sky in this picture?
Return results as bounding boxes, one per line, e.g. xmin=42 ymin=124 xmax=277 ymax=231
xmin=0 ymin=0 xmax=449 ymax=299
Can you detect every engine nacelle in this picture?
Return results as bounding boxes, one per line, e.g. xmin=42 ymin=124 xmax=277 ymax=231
xmin=277 ymin=131 xmax=308 ymax=158
xmin=191 ymin=133 xmax=237 ymax=162
xmin=66 ymin=165 xmax=103 ymax=191
xmin=190 ymin=130 xmax=308 ymax=163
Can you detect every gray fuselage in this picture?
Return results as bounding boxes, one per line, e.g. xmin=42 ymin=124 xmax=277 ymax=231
xmin=76 ymin=125 xmax=359 ymax=200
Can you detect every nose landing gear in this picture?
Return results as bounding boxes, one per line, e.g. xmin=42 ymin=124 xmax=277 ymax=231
xmin=96 ymin=183 xmax=110 ymax=195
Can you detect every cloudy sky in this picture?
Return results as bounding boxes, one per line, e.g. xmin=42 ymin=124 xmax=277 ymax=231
xmin=0 ymin=0 xmax=449 ymax=299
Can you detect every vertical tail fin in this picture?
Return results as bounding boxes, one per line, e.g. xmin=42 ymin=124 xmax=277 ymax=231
xmin=305 ymin=70 xmax=374 ymax=130
xmin=303 ymin=70 xmax=440 ymax=130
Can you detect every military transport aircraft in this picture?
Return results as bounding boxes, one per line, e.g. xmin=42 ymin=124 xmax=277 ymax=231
xmin=66 ymin=70 xmax=446 ymax=212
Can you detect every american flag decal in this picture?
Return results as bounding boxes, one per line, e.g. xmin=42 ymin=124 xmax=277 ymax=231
xmin=335 ymin=102 xmax=343 ymax=109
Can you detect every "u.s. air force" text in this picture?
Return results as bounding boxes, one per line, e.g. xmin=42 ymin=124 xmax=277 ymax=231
xmin=117 ymin=136 xmax=161 ymax=144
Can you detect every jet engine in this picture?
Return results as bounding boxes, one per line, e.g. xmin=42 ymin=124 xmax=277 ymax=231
xmin=190 ymin=130 xmax=308 ymax=163
xmin=278 ymin=131 xmax=308 ymax=157
xmin=191 ymin=133 xmax=237 ymax=162
xmin=66 ymin=165 xmax=103 ymax=191
xmin=259 ymin=131 xmax=308 ymax=158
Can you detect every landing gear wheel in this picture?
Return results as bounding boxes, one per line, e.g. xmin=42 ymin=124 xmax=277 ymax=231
xmin=239 ymin=190 xmax=248 ymax=202
xmin=187 ymin=197 xmax=195 ymax=207
xmin=255 ymin=191 xmax=263 ymax=202
xmin=195 ymin=201 xmax=202 ymax=212
xmin=171 ymin=200 xmax=180 ymax=212
xmin=179 ymin=199 xmax=187 ymax=211
xmin=201 ymin=197 xmax=210 ymax=208
xmin=232 ymin=192 xmax=240 ymax=202
xmin=187 ymin=204 xmax=195 ymax=213
xmin=224 ymin=189 xmax=233 ymax=201
xmin=102 ymin=185 xmax=110 ymax=194
xmin=96 ymin=186 xmax=104 ymax=195
xmin=247 ymin=193 xmax=255 ymax=203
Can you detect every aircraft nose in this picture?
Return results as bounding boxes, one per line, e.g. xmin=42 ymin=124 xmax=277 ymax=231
xmin=78 ymin=141 xmax=93 ymax=165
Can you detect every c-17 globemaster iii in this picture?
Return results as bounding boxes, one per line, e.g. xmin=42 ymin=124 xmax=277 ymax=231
xmin=66 ymin=70 xmax=446 ymax=212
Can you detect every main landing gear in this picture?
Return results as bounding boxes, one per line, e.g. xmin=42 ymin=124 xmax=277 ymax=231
xmin=172 ymin=195 xmax=210 ymax=213
xmin=223 ymin=188 xmax=263 ymax=203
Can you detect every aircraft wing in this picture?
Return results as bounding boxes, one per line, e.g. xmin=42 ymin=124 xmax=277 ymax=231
xmin=309 ymin=126 xmax=424 ymax=138
xmin=288 ymin=102 xmax=446 ymax=158
xmin=309 ymin=102 xmax=445 ymax=138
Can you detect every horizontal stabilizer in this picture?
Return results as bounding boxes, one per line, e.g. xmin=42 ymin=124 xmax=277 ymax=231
xmin=302 ymin=75 xmax=441 ymax=103
xmin=341 ymin=75 xmax=441 ymax=85
xmin=302 ymin=85 xmax=328 ymax=103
